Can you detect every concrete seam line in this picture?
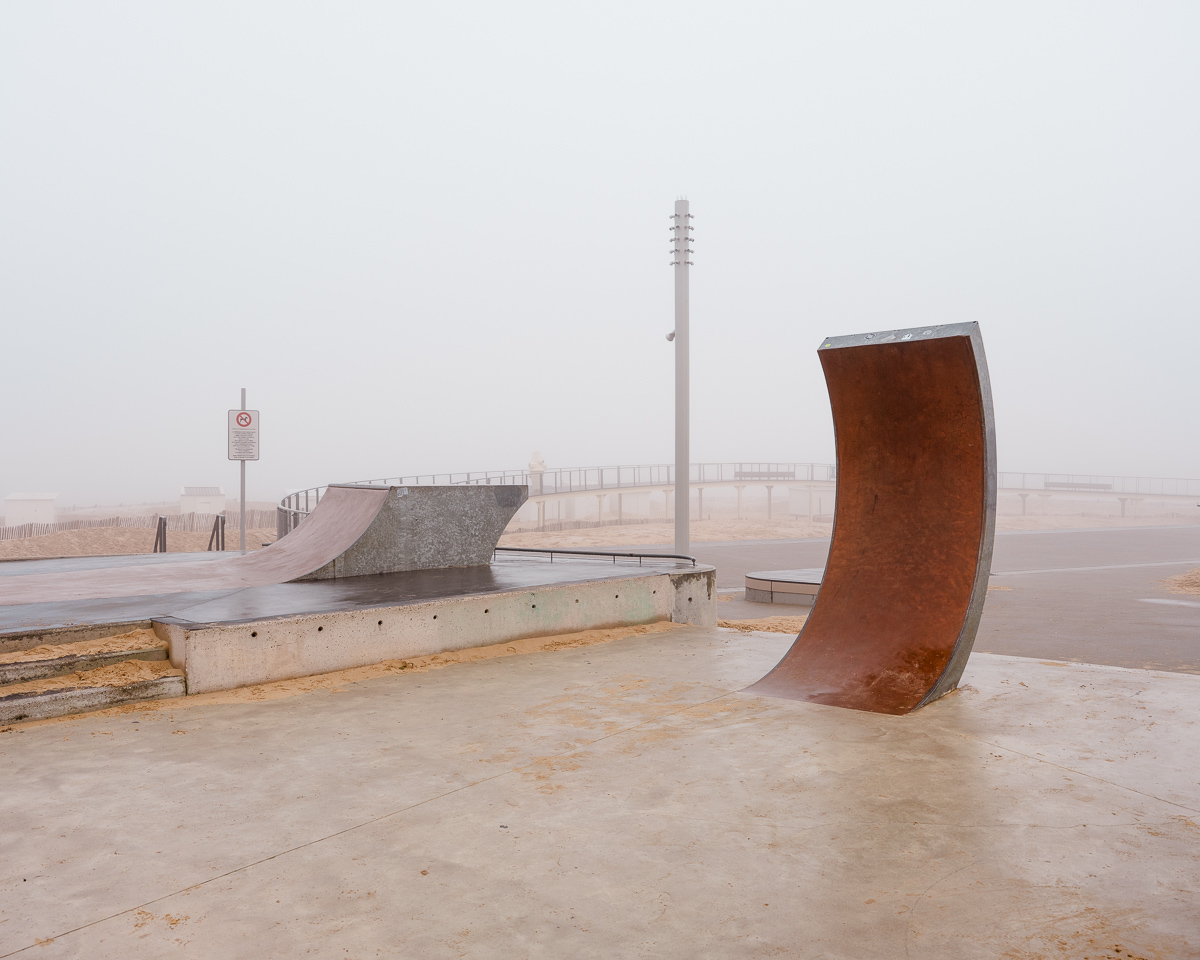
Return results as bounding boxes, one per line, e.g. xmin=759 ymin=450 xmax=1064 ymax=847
xmin=2 ymin=688 xmax=740 ymax=957
xmin=964 ymin=735 xmax=1200 ymax=816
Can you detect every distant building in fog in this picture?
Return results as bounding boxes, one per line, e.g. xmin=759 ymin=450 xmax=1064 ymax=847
xmin=181 ymin=486 xmax=225 ymax=514
xmin=4 ymin=492 xmax=57 ymax=526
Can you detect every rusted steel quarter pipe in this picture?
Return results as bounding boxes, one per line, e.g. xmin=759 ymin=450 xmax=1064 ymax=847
xmin=748 ymin=322 xmax=996 ymax=714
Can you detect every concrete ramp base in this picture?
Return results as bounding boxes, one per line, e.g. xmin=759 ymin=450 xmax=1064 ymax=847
xmin=295 ymin=484 xmax=527 ymax=581
xmin=158 ymin=566 xmax=716 ymax=695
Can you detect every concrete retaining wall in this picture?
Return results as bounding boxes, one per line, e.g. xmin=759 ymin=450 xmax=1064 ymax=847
xmin=158 ymin=567 xmax=716 ymax=695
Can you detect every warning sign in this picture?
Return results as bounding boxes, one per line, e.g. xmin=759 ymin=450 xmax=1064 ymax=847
xmin=228 ymin=409 xmax=260 ymax=461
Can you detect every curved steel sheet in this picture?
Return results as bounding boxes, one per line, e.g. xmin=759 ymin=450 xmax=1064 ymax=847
xmin=748 ymin=322 xmax=996 ymax=714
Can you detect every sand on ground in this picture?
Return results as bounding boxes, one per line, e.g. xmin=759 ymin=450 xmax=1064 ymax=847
xmin=2 ymin=622 xmax=684 ymax=728
xmin=1 ymin=507 xmax=1192 ymax=560
xmin=0 ymin=629 xmax=165 ymax=665
xmin=499 ymin=518 xmax=831 ymax=549
xmin=0 ymin=659 xmax=182 ymax=698
xmin=0 ymin=527 xmax=276 ymax=561
xmin=1164 ymin=568 xmax=1200 ymax=596
xmin=992 ymin=514 xmax=1192 ymax=533
xmin=718 ymin=616 xmax=808 ymax=634
xmin=499 ymin=512 xmax=1193 ymax=550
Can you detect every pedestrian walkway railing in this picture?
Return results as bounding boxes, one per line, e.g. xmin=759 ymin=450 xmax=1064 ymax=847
xmin=998 ymin=473 xmax=1200 ymax=497
xmin=275 ymin=462 xmax=838 ymax=538
xmin=276 ymin=464 xmax=1200 ymax=540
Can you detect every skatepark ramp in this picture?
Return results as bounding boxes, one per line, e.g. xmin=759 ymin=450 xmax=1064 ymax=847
xmin=0 ymin=485 xmax=528 ymax=608
xmin=748 ymin=322 xmax=997 ymax=715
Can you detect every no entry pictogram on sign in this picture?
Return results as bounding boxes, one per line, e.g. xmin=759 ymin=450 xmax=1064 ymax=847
xmin=236 ymin=411 xmax=252 ymax=427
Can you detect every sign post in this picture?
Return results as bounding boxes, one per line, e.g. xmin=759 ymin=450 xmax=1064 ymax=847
xmin=227 ymin=388 xmax=260 ymax=553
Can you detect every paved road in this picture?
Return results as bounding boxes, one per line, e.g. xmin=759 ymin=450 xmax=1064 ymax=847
xmin=610 ymin=525 xmax=1200 ymax=674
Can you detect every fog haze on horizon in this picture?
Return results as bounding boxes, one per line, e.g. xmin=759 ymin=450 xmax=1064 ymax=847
xmin=2 ymin=2 xmax=1197 ymax=508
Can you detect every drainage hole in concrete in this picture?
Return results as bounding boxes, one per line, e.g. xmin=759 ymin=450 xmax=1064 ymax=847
xmin=688 ymin=597 xmax=693 ymax=602
xmin=433 ymin=615 xmax=437 ymax=619
xmin=484 ymin=609 xmax=489 ymax=614
xmin=251 ymin=631 xmax=258 ymax=637
xmin=378 ymin=620 xmax=383 ymax=626
xmin=318 ymin=626 xmax=324 ymax=631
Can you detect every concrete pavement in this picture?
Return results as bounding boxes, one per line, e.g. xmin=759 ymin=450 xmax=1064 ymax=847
xmin=2 ymin=624 xmax=1196 ymax=958
xmin=672 ymin=525 xmax=1200 ymax=673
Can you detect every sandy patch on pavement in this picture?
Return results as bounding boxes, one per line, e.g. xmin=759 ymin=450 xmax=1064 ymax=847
xmin=719 ymin=616 xmax=808 ymax=634
xmin=1164 ymin=568 xmax=1200 ymax=596
xmin=500 ymin=518 xmax=832 ymax=549
xmin=0 ymin=628 xmax=165 ymax=664
xmin=2 ymin=621 xmax=683 ymax=727
xmin=0 ymin=659 xmax=181 ymax=698
xmin=499 ymin=513 xmax=1195 ymax=550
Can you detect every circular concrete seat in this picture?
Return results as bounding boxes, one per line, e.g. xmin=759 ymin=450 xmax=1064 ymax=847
xmin=745 ymin=568 xmax=824 ymax=606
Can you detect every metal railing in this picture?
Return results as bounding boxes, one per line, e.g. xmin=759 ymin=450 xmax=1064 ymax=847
xmin=276 ymin=462 xmax=838 ymax=537
xmin=998 ymin=473 xmax=1200 ymax=497
xmin=276 ymin=463 xmax=1200 ymax=539
xmin=494 ymin=546 xmax=697 ymax=566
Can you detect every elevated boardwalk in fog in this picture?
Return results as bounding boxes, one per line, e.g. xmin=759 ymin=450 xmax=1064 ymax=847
xmin=280 ymin=464 xmax=1200 ymax=533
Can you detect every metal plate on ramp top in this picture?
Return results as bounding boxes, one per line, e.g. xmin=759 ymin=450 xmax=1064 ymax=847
xmin=228 ymin=409 xmax=260 ymax=461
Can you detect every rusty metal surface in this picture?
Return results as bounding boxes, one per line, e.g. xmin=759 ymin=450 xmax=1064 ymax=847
xmin=748 ymin=322 xmax=996 ymax=714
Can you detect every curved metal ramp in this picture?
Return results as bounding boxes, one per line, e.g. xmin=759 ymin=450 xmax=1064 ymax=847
xmin=747 ymin=322 xmax=996 ymax=714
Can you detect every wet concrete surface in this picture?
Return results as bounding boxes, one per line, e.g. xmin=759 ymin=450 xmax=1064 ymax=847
xmin=0 ymin=552 xmax=226 ymax=576
xmin=1 ymin=627 xmax=1195 ymax=958
xmin=621 ymin=525 xmax=1200 ymax=674
xmin=0 ymin=557 xmax=694 ymax=637
xmin=3 ymin=525 xmax=1198 ymax=674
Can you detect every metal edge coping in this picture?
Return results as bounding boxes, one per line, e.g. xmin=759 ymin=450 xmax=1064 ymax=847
xmin=917 ymin=322 xmax=997 ymax=707
xmin=818 ymin=321 xmax=980 ymax=351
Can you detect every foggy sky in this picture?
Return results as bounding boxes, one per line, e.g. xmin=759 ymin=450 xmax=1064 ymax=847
xmin=2 ymin=2 xmax=1198 ymax=507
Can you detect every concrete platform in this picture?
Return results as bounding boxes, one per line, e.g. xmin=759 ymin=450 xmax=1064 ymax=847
xmin=1 ymin=627 xmax=1195 ymax=957
xmin=745 ymin=568 xmax=823 ymax=605
xmin=0 ymin=555 xmax=707 ymax=651
xmin=0 ymin=555 xmax=717 ymax=698
xmin=160 ymin=560 xmax=715 ymax=694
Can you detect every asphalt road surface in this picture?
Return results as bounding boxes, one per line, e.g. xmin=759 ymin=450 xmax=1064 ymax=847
xmin=614 ymin=525 xmax=1200 ymax=675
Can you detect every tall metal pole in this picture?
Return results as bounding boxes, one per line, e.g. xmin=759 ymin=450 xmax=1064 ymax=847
xmin=240 ymin=386 xmax=247 ymax=553
xmin=671 ymin=199 xmax=693 ymax=556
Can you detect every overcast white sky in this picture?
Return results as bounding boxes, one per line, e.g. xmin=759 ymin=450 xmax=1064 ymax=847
xmin=2 ymin=2 xmax=1197 ymax=507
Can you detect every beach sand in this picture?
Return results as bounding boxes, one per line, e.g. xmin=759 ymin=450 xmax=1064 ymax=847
xmin=0 ymin=527 xmax=277 ymax=561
